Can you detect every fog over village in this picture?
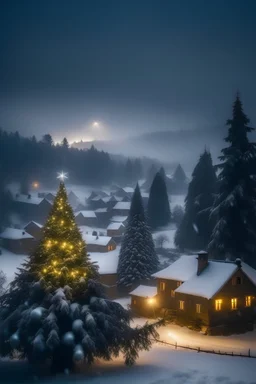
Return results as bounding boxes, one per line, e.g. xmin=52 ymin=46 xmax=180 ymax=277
xmin=0 ymin=1 xmax=256 ymax=384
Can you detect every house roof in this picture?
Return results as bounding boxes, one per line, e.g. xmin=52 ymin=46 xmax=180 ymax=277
xmin=76 ymin=210 xmax=96 ymax=218
xmin=0 ymin=228 xmax=34 ymax=240
xmin=95 ymin=208 xmax=108 ymax=213
xmin=113 ymin=202 xmax=131 ymax=210
xmin=107 ymin=222 xmax=124 ymax=230
xmin=153 ymin=254 xmax=256 ymax=300
xmin=122 ymin=187 xmax=134 ymax=193
xmin=89 ymin=247 xmax=120 ymax=274
xmin=129 ymin=285 xmax=157 ymax=298
xmin=14 ymin=194 xmax=44 ymax=205
xmin=24 ymin=221 xmax=43 ymax=229
xmin=152 ymin=255 xmax=198 ymax=281
xmin=83 ymin=234 xmax=113 ymax=246
xmin=110 ymin=216 xmax=128 ymax=223
xmin=175 ymin=260 xmax=237 ymax=299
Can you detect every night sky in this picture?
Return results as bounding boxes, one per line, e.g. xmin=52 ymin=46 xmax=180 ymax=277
xmin=0 ymin=0 xmax=256 ymax=143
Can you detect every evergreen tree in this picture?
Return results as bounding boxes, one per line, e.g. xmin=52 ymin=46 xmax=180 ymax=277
xmin=61 ymin=137 xmax=69 ymax=148
xmin=42 ymin=134 xmax=53 ymax=146
xmin=124 ymin=158 xmax=134 ymax=185
xmin=175 ymin=150 xmax=217 ymax=250
xmin=117 ymin=184 xmax=158 ymax=287
xmin=209 ymin=95 xmax=256 ymax=266
xmin=173 ymin=164 xmax=186 ymax=183
xmin=2 ymin=181 xmax=98 ymax=309
xmin=143 ymin=164 xmax=157 ymax=189
xmin=147 ymin=172 xmax=171 ymax=229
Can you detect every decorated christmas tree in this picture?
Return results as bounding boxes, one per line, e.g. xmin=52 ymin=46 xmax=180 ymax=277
xmin=0 ymin=174 xmax=162 ymax=374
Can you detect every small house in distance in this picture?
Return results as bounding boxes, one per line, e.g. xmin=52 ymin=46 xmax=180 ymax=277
xmin=130 ymin=285 xmax=158 ymax=317
xmin=89 ymin=196 xmax=107 ymax=210
xmin=83 ymin=234 xmax=117 ymax=253
xmin=0 ymin=227 xmax=37 ymax=254
xmin=12 ymin=194 xmax=52 ymax=223
xmin=95 ymin=208 xmax=112 ymax=227
xmin=107 ymin=222 xmax=125 ymax=241
xmin=110 ymin=215 xmax=128 ymax=226
xmin=113 ymin=201 xmax=131 ymax=217
xmin=75 ymin=211 xmax=98 ymax=227
xmin=24 ymin=221 xmax=43 ymax=240
xmin=151 ymin=252 xmax=256 ymax=334
xmin=115 ymin=187 xmax=134 ymax=198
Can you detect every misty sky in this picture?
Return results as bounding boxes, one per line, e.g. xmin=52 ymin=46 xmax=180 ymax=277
xmin=0 ymin=0 xmax=256 ymax=143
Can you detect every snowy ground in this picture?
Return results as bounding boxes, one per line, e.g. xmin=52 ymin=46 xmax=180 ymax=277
xmin=153 ymin=225 xmax=176 ymax=249
xmin=0 ymin=249 xmax=27 ymax=288
xmin=1 ymin=344 xmax=255 ymax=384
xmin=169 ymin=194 xmax=185 ymax=211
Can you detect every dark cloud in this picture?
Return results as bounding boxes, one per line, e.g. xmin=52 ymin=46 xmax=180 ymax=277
xmin=0 ymin=0 xmax=255 ymax=142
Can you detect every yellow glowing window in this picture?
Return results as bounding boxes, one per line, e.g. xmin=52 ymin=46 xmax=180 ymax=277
xmin=108 ymin=245 xmax=113 ymax=251
xmin=179 ymin=300 xmax=185 ymax=310
xmin=215 ymin=299 xmax=222 ymax=311
xmin=231 ymin=298 xmax=237 ymax=310
xmin=196 ymin=304 xmax=201 ymax=314
xmin=245 ymin=296 xmax=251 ymax=307
xmin=160 ymin=282 xmax=166 ymax=291
xmin=133 ymin=299 xmax=136 ymax=305
xmin=171 ymin=290 xmax=175 ymax=298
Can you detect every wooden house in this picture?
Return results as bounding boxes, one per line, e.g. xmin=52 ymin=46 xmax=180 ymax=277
xmin=151 ymin=252 xmax=256 ymax=334
xmin=13 ymin=194 xmax=52 ymax=223
xmin=95 ymin=208 xmax=112 ymax=227
xmin=107 ymin=222 xmax=125 ymax=240
xmin=110 ymin=215 xmax=128 ymax=226
xmin=102 ymin=195 xmax=121 ymax=209
xmin=83 ymin=234 xmax=116 ymax=253
xmin=89 ymin=196 xmax=107 ymax=210
xmin=130 ymin=285 xmax=158 ymax=317
xmin=115 ymin=187 xmax=134 ymax=198
xmin=75 ymin=211 xmax=98 ymax=227
xmin=24 ymin=221 xmax=43 ymax=240
xmin=112 ymin=201 xmax=131 ymax=217
xmin=0 ymin=227 xmax=38 ymax=254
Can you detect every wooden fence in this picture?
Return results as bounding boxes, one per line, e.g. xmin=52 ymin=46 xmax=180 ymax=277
xmin=154 ymin=338 xmax=256 ymax=358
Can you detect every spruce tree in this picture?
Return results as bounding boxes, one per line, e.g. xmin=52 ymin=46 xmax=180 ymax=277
xmin=172 ymin=164 xmax=187 ymax=194
xmin=147 ymin=172 xmax=171 ymax=229
xmin=175 ymin=150 xmax=217 ymax=250
xmin=209 ymin=95 xmax=256 ymax=266
xmin=2 ymin=181 xmax=98 ymax=308
xmin=117 ymin=184 xmax=158 ymax=287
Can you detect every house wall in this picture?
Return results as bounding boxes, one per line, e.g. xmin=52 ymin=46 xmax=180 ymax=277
xmin=100 ymin=273 xmax=118 ymax=299
xmin=107 ymin=228 xmax=124 ymax=237
xmin=37 ymin=200 xmax=52 ymax=223
xmin=2 ymin=238 xmax=38 ymax=254
xmin=175 ymin=292 xmax=209 ymax=326
xmin=87 ymin=239 xmax=116 ymax=253
xmin=208 ymin=269 xmax=256 ymax=327
xmin=75 ymin=215 xmax=98 ymax=227
xmin=156 ymin=278 xmax=182 ymax=310
xmin=130 ymin=295 xmax=159 ymax=317
xmin=113 ymin=209 xmax=130 ymax=217
xmin=25 ymin=224 xmax=43 ymax=240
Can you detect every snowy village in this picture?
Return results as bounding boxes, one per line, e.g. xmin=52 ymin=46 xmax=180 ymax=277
xmin=1 ymin=1 xmax=256 ymax=383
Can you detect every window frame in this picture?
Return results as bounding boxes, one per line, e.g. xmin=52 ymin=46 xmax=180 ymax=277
xmin=196 ymin=303 xmax=201 ymax=314
xmin=171 ymin=290 xmax=175 ymax=298
xmin=231 ymin=297 xmax=237 ymax=310
xmin=215 ymin=299 xmax=222 ymax=311
xmin=160 ymin=281 xmax=166 ymax=292
xmin=245 ymin=296 xmax=251 ymax=307
xmin=179 ymin=300 xmax=185 ymax=310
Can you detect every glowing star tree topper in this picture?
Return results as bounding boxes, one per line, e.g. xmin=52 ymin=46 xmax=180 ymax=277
xmin=57 ymin=172 xmax=68 ymax=182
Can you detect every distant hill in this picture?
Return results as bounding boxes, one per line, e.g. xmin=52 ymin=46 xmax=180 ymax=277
xmin=72 ymin=128 xmax=225 ymax=171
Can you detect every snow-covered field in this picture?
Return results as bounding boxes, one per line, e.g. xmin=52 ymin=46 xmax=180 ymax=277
xmin=153 ymin=226 xmax=176 ymax=249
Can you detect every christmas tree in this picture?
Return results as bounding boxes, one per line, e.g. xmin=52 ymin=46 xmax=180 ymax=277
xmin=209 ymin=95 xmax=256 ymax=266
xmin=2 ymin=175 xmax=98 ymax=308
xmin=147 ymin=171 xmax=171 ymax=230
xmin=117 ymin=184 xmax=158 ymax=287
xmin=175 ymin=150 xmax=217 ymax=250
xmin=0 ymin=176 xmax=162 ymax=373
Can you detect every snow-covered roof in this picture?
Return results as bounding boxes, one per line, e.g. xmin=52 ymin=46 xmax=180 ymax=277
xmin=95 ymin=208 xmax=108 ymax=213
xmin=152 ymin=255 xmax=198 ymax=281
xmin=175 ymin=261 xmax=237 ymax=299
xmin=110 ymin=216 xmax=128 ymax=223
xmin=122 ymin=187 xmax=134 ymax=193
xmin=14 ymin=194 xmax=44 ymax=205
xmin=89 ymin=247 xmax=120 ymax=274
xmin=84 ymin=234 xmax=113 ymax=246
xmin=91 ymin=196 xmax=102 ymax=202
xmin=241 ymin=262 xmax=256 ymax=286
xmin=107 ymin=222 xmax=124 ymax=230
xmin=141 ymin=192 xmax=149 ymax=198
xmin=24 ymin=221 xmax=43 ymax=229
xmin=129 ymin=285 xmax=157 ymax=298
xmin=75 ymin=210 xmax=96 ymax=218
xmin=0 ymin=228 xmax=34 ymax=240
xmin=113 ymin=202 xmax=131 ymax=210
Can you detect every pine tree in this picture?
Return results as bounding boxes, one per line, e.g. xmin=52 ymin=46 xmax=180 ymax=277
xmin=147 ymin=172 xmax=171 ymax=230
xmin=117 ymin=184 xmax=158 ymax=287
xmin=175 ymin=150 xmax=217 ymax=250
xmin=61 ymin=137 xmax=69 ymax=148
xmin=172 ymin=164 xmax=187 ymax=194
xmin=143 ymin=164 xmax=157 ymax=190
xmin=209 ymin=95 xmax=256 ymax=266
xmin=2 ymin=181 xmax=98 ymax=309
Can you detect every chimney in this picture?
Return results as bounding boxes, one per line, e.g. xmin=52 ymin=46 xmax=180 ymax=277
xmin=197 ymin=251 xmax=209 ymax=275
xmin=22 ymin=231 xmax=25 ymax=235
xmin=235 ymin=258 xmax=242 ymax=268
xmin=27 ymin=194 xmax=31 ymax=199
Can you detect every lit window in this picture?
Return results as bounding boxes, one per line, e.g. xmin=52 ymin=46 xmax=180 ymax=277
xmin=245 ymin=296 xmax=251 ymax=307
xmin=108 ymin=245 xmax=113 ymax=251
xmin=215 ymin=299 xmax=222 ymax=311
xmin=177 ymin=281 xmax=182 ymax=287
xmin=179 ymin=300 xmax=185 ymax=310
xmin=171 ymin=290 xmax=175 ymax=298
xmin=196 ymin=304 xmax=201 ymax=314
xmin=133 ymin=299 xmax=136 ymax=305
xmin=231 ymin=298 xmax=237 ymax=310
xmin=160 ymin=282 xmax=166 ymax=291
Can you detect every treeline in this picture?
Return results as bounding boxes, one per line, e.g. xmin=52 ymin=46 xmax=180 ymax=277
xmin=0 ymin=131 xmax=147 ymax=189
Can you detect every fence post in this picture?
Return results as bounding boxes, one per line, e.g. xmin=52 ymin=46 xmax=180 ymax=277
xmin=248 ymin=349 xmax=251 ymax=357
xmin=197 ymin=347 xmax=200 ymax=353
xmin=175 ymin=342 xmax=177 ymax=350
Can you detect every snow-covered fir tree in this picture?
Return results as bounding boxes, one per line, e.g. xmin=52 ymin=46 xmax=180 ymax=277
xmin=117 ymin=184 xmax=159 ymax=287
xmin=0 ymin=180 xmax=162 ymax=373
xmin=147 ymin=171 xmax=171 ymax=229
xmin=209 ymin=95 xmax=256 ymax=266
xmin=175 ymin=150 xmax=217 ymax=250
